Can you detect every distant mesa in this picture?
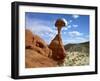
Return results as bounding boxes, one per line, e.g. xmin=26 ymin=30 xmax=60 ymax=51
xmin=64 ymin=42 xmax=89 ymax=53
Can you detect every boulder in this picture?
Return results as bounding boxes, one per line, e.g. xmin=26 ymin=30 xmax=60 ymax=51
xmin=25 ymin=29 xmax=57 ymax=68
xmin=25 ymin=29 xmax=52 ymax=57
xmin=25 ymin=49 xmax=57 ymax=68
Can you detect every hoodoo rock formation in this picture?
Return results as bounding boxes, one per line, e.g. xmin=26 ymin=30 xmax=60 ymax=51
xmin=49 ymin=19 xmax=67 ymax=65
xmin=49 ymin=34 xmax=66 ymax=62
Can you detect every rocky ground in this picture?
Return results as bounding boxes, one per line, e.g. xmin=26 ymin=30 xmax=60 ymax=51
xmin=63 ymin=51 xmax=89 ymax=66
xmin=63 ymin=42 xmax=89 ymax=66
xmin=25 ymin=49 xmax=57 ymax=68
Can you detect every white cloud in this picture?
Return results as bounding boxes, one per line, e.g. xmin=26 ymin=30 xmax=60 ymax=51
xmin=26 ymin=25 xmax=53 ymax=34
xmin=62 ymin=18 xmax=68 ymax=26
xmin=63 ymin=32 xmax=67 ymax=34
xmin=75 ymin=37 xmax=89 ymax=43
xmin=41 ymin=33 xmax=45 ymax=36
xmin=69 ymin=31 xmax=83 ymax=37
xmin=72 ymin=14 xmax=79 ymax=19
xmin=62 ymin=27 xmax=68 ymax=31
xmin=62 ymin=25 xmax=71 ymax=31
xmin=26 ymin=19 xmax=57 ymax=44
xmin=73 ymin=24 xmax=78 ymax=28
xmin=63 ymin=36 xmax=89 ymax=45
xmin=85 ymin=35 xmax=89 ymax=38
xmin=76 ymin=37 xmax=86 ymax=40
xmin=67 ymin=25 xmax=71 ymax=28
xmin=69 ymin=20 xmax=72 ymax=23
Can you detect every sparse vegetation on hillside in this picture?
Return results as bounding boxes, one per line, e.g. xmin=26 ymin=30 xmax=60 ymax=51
xmin=62 ymin=42 xmax=89 ymax=66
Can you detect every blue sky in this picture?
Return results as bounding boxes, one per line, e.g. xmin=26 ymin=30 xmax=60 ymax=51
xmin=25 ymin=12 xmax=89 ymax=45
